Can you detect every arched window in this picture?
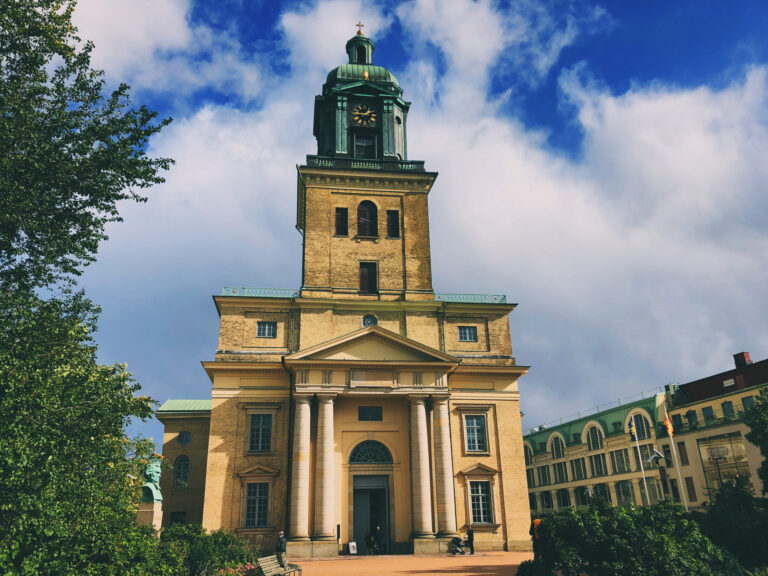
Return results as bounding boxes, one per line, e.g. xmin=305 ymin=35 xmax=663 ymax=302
xmin=586 ymin=426 xmax=604 ymax=452
xmin=357 ymin=201 xmax=378 ymax=237
xmin=631 ymin=413 xmax=652 ymax=441
xmin=349 ymin=440 xmax=392 ymax=464
xmin=550 ymin=436 xmax=565 ymax=460
xmin=524 ymin=444 xmax=533 ymax=466
xmin=173 ymin=455 xmax=189 ymax=489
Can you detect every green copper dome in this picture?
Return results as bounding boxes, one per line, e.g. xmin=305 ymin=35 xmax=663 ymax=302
xmin=325 ymin=63 xmax=400 ymax=89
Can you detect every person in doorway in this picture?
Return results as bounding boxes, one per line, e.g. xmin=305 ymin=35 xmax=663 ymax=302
xmin=276 ymin=530 xmax=287 ymax=567
xmin=466 ymin=526 xmax=474 ymax=555
xmin=529 ymin=516 xmax=542 ymax=561
xmin=373 ymin=525 xmax=383 ymax=554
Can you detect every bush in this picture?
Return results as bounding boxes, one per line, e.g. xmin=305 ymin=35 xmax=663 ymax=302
xmin=529 ymin=502 xmax=744 ymax=576
xmin=158 ymin=524 xmax=260 ymax=576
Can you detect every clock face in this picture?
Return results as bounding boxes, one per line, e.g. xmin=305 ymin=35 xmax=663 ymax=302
xmin=352 ymin=103 xmax=377 ymax=127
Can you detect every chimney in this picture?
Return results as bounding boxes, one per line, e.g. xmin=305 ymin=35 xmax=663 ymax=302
xmin=734 ymin=352 xmax=752 ymax=368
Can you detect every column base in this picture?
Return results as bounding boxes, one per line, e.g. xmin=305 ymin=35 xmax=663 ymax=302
xmin=286 ymin=539 xmax=338 ymax=558
xmin=413 ymin=536 xmax=440 ymax=555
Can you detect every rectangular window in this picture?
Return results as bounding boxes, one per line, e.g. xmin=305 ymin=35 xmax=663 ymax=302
xmin=663 ymin=445 xmax=672 ymax=468
xmin=669 ymin=478 xmax=680 ymax=502
xmin=335 ymin=207 xmax=348 ymax=236
xmin=684 ymin=476 xmax=698 ymax=502
xmin=539 ymin=491 xmax=553 ymax=510
xmin=722 ymin=401 xmax=735 ymax=419
xmin=574 ymin=486 xmax=590 ymax=506
xmin=358 ymin=406 xmax=383 ymax=421
xmin=556 ymin=489 xmax=571 ymax=509
xmin=386 ymin=210 xmax=400 ymax=238
xmin=249 ymin=414 xmax=272 ymax=453
xmin=743 ymin=395 xmax=756 ymax=412
xmin=465 ymin=415 xmax=488 ymax=452
xmin=633 ymin=444 xmax=653 ymax=471
xmin=529 ymin=493 xmax=537 ymax=511
xmin=702 ymin=406 xmax=715 ymax=423
xmin=256 ymin=321 xmax=277 ymax=339
xmin=359 ymin=262 xmax=378 ymax=293
xmin=570 ymin=458 xmax=587 ymax=480
xmin=469 ymin=481 xmax=493 ymax=524
xmin=672 ymin=413 xmax=684 ymax=430
xmin=677 ymin=441 xmax=689 ymax=466
xmin=553 ymin=461 xmax=568 ymax=484
xmin=593 ymin=483 xmax=611 ymax=504
xmin=526 ymin=468 xmax=536 ymax=488
xmin=686 ymin=410 xmax=698 ymax=428
xmin=589 ymin=453 xmax=607 ymax=477
xmin=245 ymin=483 xmax=269 ymax=528
xmin=353 ymin=133 xmax=376 ymax=158
xmin=610 ymin=449 xmax=631 ymax=474
xmin=458 ymin=326 xmax=478 ymax=342
xmin=169 ymin=511 xmax=187 ymax=525
xmin=536 ymin=465 xmax=551 ymax=486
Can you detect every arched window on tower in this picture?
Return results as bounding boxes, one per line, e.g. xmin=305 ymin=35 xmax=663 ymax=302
xmin=173 ymin=455 xmax=189 ymax=489
xmin=357 ymin=45 xmax=366 ymax=63
xmin=357 ymin=201 xmax=378 ymax=237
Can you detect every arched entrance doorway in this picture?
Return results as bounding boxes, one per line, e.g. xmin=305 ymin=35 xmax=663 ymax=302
xmin=349 ymin=440 xmax=393 ymax=554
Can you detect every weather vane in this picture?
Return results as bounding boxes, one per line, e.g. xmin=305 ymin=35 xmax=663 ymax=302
xmin=356 ymin=21 xmax=364 ymax=35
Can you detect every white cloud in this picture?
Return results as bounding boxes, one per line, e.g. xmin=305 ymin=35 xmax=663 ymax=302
xmin=77 ymin=0 xmax=768 ymax=440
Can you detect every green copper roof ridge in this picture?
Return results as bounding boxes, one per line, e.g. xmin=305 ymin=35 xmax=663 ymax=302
xmin=157 ymin=399 xmax=212 ymax=412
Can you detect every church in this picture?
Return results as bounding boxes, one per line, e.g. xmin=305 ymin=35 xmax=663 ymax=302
xmin=157 ymin=28 xmax=532 ymax=557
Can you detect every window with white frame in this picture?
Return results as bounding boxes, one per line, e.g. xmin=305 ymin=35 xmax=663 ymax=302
xmin=257 ymin=321 xmax=277 ymax=339
xmin=464 ymin=414 xmax=488 ymax=452
xmin=458 ymin=326 xmax=478 ymax=342
xmin=469 ymin=481 xmax=493 ymax=524
xmin=245 ymin=482 xmax=269 ymax=528
xmin=249 ymin=413 xmax=272 ymax=452
xmin=173 ymin=455 xmax=189 ymax=489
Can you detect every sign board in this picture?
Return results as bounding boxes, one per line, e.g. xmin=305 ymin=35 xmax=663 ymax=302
xmin=348 ymin=541 xmax=357 ymax=555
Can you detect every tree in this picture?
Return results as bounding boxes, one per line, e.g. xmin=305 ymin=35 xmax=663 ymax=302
xmin=0 ymin=0 xmax=172 ymax=291
xmin=743 ymin=389 xmax=768 ymax=494
xmin=0 ymin=2 xmax=172 ymax=574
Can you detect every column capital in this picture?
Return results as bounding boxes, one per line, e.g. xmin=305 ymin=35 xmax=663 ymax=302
xmin=294 ymin=395 xmax=312 ymax=404
xmin=432 ymin=396 xmax=450 ymax=406
xmin=316 ymin=393 xmax=337 ymax=403
xmin=407 ymin=394 xmax=429 ymax=405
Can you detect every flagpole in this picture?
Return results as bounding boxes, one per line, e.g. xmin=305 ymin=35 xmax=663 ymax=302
xmin=666 ymin=406 xmax=689 ymax=511
xmin=631 ymin=420 xmax=650 ymax=504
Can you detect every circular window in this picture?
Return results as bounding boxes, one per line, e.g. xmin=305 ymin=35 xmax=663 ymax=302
xmin=177 ymin=431 xmax=191 ymax=446
xmin=362 ymin=314 xmax=378 ymax=327
xmin=395 ymin=116 xmax=402 ymax=125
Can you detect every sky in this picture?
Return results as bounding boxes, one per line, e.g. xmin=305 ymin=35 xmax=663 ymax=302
xmin=70 ymin=0 xmax=768 ymax=447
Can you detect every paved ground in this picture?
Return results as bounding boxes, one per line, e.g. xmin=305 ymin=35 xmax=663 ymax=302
xmin=294 ymin=552 xmax=533 ymax=576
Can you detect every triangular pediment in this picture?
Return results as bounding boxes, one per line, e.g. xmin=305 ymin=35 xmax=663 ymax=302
xmin=285 ymin=326 xmax=457 ymax=364
xmin=237 ymin=464 xmax=280 ymax=478
xmin=459 ymin=463 xmax=498 ymax=477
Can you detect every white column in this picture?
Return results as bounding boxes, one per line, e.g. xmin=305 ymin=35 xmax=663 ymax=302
xmin=289 ymin=396 xmax=311 ymax=539
xmin=409 ymin=396 xmax=434 ymax=537
xmin=314 ymin=394 xmax=336 ymax=539
xmin=433 ymin=397 xmax=457 ymax=536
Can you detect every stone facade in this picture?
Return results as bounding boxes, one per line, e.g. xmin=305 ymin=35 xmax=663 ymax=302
xmin=157 ymin=31 xmax=532 ymax=556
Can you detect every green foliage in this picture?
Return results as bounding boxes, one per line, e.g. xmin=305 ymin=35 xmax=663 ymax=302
xmin=523 ymin=502 xmax=744 ymax=576
xmin=744 ymin=389 xmax=768 ymax=494
xmin=695 ymin=478 xmax=768 ymax=570
xmin=158 ymin=524 xmax=260 ymax=576
xmin=0 ymin=290 xmax=161 ymax=575
xmin=0 ymin=0 xmax=172 ymax=291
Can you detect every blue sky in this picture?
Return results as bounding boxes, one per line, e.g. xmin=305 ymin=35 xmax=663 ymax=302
xmin=71 ymin=0 xmax=768 ymax=447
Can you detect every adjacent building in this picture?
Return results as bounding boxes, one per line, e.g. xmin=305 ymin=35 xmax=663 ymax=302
xmin=524 ymin=352 xmax=767 ymax=514
xmin=157 ymin=30 xmax=532 ymax=556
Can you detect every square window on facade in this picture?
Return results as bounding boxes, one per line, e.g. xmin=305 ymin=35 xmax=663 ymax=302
xmin=574 ymin=486 xmax=590 ymax=506
xmin=702 ymin=406 xmax=715 ymax=422
xmin=257 ymin=321 xmax=277 ymax=339
xmin=469 ymin=481 xmax=493 ymax=523
xmin=722 ymin=401 xmax=735 ymax=419
xmin=458 ymin=326 xmax=478 ymax=342
xmin=536 ymin=465 xmax=551 ymax=486
xmin=742 ymin=395 xmax=755 ymax=412
xmin=169 ymin=511 xmax=187 ymax=525
xmin=359 ymin=262 xmax=378 ymax=293
xmin=589 ymin=453 xmax=607 ymax=477
xmin=556 ymin=489 xmax=571 ymax=508
xmin=540 ymin=491 xmax=553 ymax=510
xmin=249 ymin=413 xmax=272 ymax=452
xmin=610 ymin=449 xmax=631 ymax=474
xmin=386 ymin=210 xmax=400 ymax=238
xmin=570 ymin=458 xmax=587 ymax=480
xmin=358 ymin=406 xmax=383 ymax=421
xmin=245 ymin=482 xmax=269 ymax=528
xmin=553 ymin=461 xmax=568 ymax=484
xmin=465 ymin=414 xmax=488 ymax=452
xmin=335 ymin=207 xmax=348 ymax=236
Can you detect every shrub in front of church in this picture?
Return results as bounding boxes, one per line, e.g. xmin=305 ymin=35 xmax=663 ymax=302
xmin=516 ymin=501 xmax=744 ymax=576
xmin=157 ymin=524 xmax=260 ymax=576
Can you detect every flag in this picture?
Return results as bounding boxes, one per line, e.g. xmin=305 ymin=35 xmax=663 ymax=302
xmin=629 ymin=421 xmax=636 ymax=442
xmin=664 ymin=414 xmax=674 ymax=437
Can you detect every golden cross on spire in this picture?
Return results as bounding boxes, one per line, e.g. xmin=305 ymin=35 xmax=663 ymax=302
xmin=356 ymin=21 xmax=365 ymax=35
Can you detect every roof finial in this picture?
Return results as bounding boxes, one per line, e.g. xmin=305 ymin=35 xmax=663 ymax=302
xmin=356 ymin=21 xmax=365 ymax=36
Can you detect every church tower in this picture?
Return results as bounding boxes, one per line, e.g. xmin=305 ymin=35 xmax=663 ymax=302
xmin=157 ymin=28 xmax=532 ymax=557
